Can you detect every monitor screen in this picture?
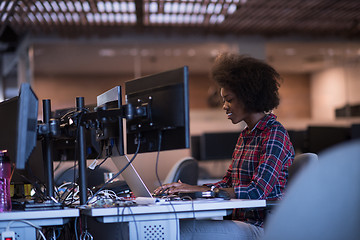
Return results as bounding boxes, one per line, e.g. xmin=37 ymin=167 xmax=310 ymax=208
xmin=200 ymin=132 xmax=240 ymax=160
xmin=0 ymin=83 xmax=38 ymax=170
xmin=125 ymin=66 xmax=190 ymax=154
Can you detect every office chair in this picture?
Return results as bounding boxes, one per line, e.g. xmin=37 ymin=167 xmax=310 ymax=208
xmin=288 ymin=152 xmax=318 ymax=182
xmin=163 ymin=157 xmax=199 ymax=185
xmin=266 ymin=152 xmax=318 ymax=210
xmin=263 ymin=140 xmax=360 ymax=240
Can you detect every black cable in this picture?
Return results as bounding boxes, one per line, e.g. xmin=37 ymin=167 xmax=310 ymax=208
xmin=69 ymin=109 xmax=85 ymax=206
xmin=155 ymin=130 xmax=163 ymax=187
xmin=85 ymin=133 xmax=141 ymax=205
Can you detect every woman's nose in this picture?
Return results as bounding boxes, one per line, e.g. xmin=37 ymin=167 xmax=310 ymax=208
xmin=222 ymin=102 xmax=228 ymax=110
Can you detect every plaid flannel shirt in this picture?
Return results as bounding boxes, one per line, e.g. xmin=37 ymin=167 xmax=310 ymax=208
xmin=209 ymin=113 xmax=294 ymax=227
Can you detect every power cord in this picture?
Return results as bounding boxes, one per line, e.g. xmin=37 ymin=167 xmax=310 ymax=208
xmin=84 ymin=133 xmax=141 ymax=205
xmin=155 ymin=130 xmax=163 ymax=187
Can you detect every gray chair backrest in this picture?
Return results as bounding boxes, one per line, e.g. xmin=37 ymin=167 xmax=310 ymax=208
xmin=164 ymin=157 xmax=199 ymax=185
xmin=288 ymin=153 xmax=318 ymax=183
xmin=263 ymin=140 xmax=360 ymax=240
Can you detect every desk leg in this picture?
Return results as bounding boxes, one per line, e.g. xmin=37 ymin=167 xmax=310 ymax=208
xmin=128 ymin=219 xmax=179 ymax=240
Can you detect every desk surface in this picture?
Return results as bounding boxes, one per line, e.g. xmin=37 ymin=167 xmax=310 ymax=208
xmin=0 ymin=208 xmax=79 ymax=223
xmin=83 ymin=198 xmax=266 ymax=223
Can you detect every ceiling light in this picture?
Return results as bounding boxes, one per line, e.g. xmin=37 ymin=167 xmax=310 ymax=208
xmin=164 ymin=14 xmax=170 ymax=23
xmin=28 ymin=12 xmax=36 ymax=22
xmin=74 ymin=1 xmax=83 ymax=12
xmin=94 ymin=13 xmax=101 ymax=23
xmin=121 ymin=2 xmax=128 ymax=12
xmin=51 ymin=12 xmax=58 ymax=22
xmin=97 ymin=1 xmax=105 ymax=12
xmin=67 ymin=1 xmax=75 ymax=12
xmin=184 ymin=14 xmax=191 ymax=24
xmin=172 ymin=2 xmax=179 ymax=13
xmin=43 ymin=1 xmax=52 ymax=12
xmin=128 ymin=2 xmax=136 ymax=12
xmin=227 ymin=4 xmax=237 ymax=14
xmin=105 ymin=1 xmax=113 ymax=12
xmin=113 ymin=2 xmax=120 ymax=12
xmin=186 ymin=3 xmax=193 ymax=13
xmin=99 ymin=49 xmax=116 ymax=57
xmin=0 ymin=2 xmax=5 ymax=11
xmin=129 ymin=14 xmax=136 ymax=23
xmin=285 ymin=48 xmax=296 ymax=56
xmin=30 ymin=3 xmax=36 ymax=12
xmin=86 ymin=13 xmax=94 ymax=23
xmin=51 ymin=1 xmax=60 ymax=12
xmin=209 ymin=15 xmax=217 ymax=24
xmin=207 ymin=3 xmax=215 ymax=14
xmin=217 ymin=14 xmax=225 ymax=23
xmin=58 ymin=13 xmax=65 ymax=23
xmin=35 ymin=13 xmax=43 ymax=22
xmin=149 ymin=2 xmax=158 ymax=13
xmin=115 ymin=13 xmax=121 ymax=23
xmin=43 ymin=13 xmax=51 ymax=22
xmin=74 ymin=13 xmax=81 ymax=22
xmin=193 ymin=3 xmax=201 ymax=13
xmin=187 ymin=49 xmax=196 ymax=57
xmin=59 ymin=1 xmax=67 ymax=12
xmin=190 ymin=15 xmax=197 ymax=24
xmin=35 ymin=1 xmax=44 ymax=12
xmin=4 ymin=1 xmax=13 ymax=11
xmin=82 ymin=2 xmax=91 ymax=12
xmin=1 ymin=13 xmax=7 ymax=22
xmin=65 ymin=13 xmax=72 ymax=22
xmin=179 ymin=3 xmax=186 ymax=13
xmin=101 ymin=13 xmax=108 ymax=23
xmin=164 ymin=2 xmax=171 ymax=13
xmin=214 ymin=3 xmax=223 ymax=14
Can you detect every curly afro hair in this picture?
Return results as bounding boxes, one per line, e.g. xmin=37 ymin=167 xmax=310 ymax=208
xmin=211 ymin=52 xmax=281 ymax=113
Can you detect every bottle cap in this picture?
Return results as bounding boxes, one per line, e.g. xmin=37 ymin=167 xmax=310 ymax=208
xmin=0 ymin=150 xmax=10 ymax=162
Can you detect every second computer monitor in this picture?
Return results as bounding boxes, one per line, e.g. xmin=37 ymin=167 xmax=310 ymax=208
xmin=125 ymin=66 xmax=190 ymax=154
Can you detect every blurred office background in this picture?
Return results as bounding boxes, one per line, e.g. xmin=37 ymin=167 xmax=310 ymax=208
xmin=1 ymin=0 xmax=360 ymax=166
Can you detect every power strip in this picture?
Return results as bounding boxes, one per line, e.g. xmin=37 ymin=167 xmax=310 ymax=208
xmin=1 ymin=230 xmax=15 ymax=240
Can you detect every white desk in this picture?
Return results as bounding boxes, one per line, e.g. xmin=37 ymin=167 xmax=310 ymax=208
xmin=0 ymin=208 xmax=79 ymax=239
xmin=83 ymin=198 xmax=266 ymax=240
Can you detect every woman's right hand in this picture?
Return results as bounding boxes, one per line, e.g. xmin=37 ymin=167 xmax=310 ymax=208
xmin=153 ymin=181 xmax=209 ymax=196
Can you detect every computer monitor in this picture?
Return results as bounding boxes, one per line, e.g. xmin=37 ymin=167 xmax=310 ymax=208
xmin=0 ymin=83 xmax=38 ymax=170
xmin=125 ymin=66 xmax=190 ymax=154
xmin=200 ymin=131 xmax=240 ymax=160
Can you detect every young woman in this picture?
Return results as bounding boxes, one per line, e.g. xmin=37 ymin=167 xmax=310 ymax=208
xmin=154 ymin=53 xmax=295 ymax=239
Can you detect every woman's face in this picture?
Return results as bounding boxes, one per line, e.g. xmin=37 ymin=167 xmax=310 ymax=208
xmin=220 ymin=87 xmax=248 ymax=124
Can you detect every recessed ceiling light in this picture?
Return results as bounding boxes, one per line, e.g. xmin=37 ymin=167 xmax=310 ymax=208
xmin=99 ymin=49 xmax=116 ymax=57
xmin=285 ymin=48 xmax=296 ymax=56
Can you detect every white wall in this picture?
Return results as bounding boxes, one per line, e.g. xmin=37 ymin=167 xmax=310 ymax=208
xmin=311 ymin=62 xmax=360 ymax=121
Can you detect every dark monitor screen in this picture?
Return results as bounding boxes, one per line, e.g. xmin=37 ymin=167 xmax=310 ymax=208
xmin=125 ymin=66 xmax=190 ymax=154
xmin=0 ymin=83 xmax=38 ymax=170
xmin=306 ymin=126 xmax=351 ymax=154
xmin=0 ymin=97 xmax=19 ymax=163
xmin=200 ymin=132 xmax=240 ymax=160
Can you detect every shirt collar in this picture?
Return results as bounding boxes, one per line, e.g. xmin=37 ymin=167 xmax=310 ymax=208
xmin=244 ymin=113 xmax=277 ymax=134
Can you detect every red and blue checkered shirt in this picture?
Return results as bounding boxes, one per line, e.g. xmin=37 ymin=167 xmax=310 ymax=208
xmin=210 ymin=113 xmax=294 ymax=227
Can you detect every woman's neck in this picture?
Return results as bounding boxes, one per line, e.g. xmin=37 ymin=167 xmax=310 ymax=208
xmin=245 ymin=112 xmax=266 ymax=130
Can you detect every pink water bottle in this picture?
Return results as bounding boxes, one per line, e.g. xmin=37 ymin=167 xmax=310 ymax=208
xmin=0 ymin=150 xmax=12 ymax=212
